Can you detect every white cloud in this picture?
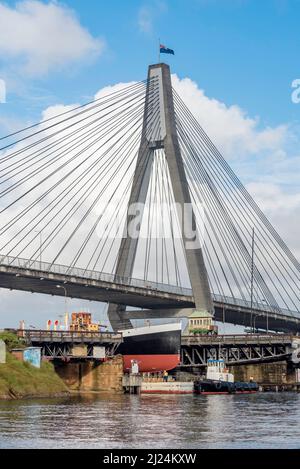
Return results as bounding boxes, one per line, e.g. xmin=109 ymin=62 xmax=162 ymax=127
xmin=246 ymin=182 xmax=300 ymax=260
xmin=172 ymin=73 xmax=300 ymax=264
xmin=0 ymin=0 xmax=104 ymax=76
xmin=1 ymin=72 xmax=299 ymax=327
xmin=172 ymin=74 xmax=288 ymax=160
xmin=94 ymin=82 xmax=137 ymax=101
xmin=246 ymin=182 xmax=300 ymax=214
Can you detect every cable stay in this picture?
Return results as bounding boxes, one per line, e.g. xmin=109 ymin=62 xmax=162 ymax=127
xmin=0 ymin=67 xmax=299 ymax=326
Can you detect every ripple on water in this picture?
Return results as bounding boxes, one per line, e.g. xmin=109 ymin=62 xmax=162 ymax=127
xmin=0 ymin=393 xmax=300 ymax=448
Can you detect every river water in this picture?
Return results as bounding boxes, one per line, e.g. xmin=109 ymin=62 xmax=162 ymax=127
xmin=0 ymin=393 xmax=299 ymax=449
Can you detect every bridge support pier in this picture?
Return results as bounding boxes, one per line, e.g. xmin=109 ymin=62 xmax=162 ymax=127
xmin=54 ymin=355 xmax=124 ymax=393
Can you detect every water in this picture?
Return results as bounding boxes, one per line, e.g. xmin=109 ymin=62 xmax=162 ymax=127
xmin=0 ymin=393 xmax=300 ymax=449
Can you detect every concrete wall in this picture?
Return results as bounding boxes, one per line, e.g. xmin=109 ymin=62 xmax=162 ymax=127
xmin=229 ymin=361 xmax=298 ymax=385
xmin=54 ymin=355 xmax=123 ymax=393
xmin=0 ymin=340 xmax=6 ymax=364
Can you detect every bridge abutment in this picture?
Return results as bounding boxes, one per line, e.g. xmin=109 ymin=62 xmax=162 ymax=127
xmin=54 ymin=356 xmax=124 ymax=393
xmin=229 ymin=362 xmax=300 ymax=390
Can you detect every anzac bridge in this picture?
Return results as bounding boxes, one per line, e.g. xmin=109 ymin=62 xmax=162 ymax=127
xmin=0 ymin=63 xmax=299 ymax=337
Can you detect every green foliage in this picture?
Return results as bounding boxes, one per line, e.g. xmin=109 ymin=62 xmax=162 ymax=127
xmin=0 ymin=352 xmax=68 ymax=399
xmin=0 ymin=331 xmax=23 ymax=351
xmin=191 ymin=329 xmax=210 ymax=335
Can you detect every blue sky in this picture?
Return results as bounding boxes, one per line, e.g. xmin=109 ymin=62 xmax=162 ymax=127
xmin=1 ymin=0 xmax=300 ymax=127
xmin=0 ymin=0 xmax=299 ymax=330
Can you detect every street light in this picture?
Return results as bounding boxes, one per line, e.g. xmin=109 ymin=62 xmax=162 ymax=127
xmin=56 ymin=285 xmax=69 ymax=329
xmin=253 ymin=314 xmax=261 ymax=333
xmin=222 ymin=306 xmax=226 ymax=335
xmin=34 ymin=229 xmax=43 ymax=269
xmin=261 ymin=299 xmax=269 ymax=334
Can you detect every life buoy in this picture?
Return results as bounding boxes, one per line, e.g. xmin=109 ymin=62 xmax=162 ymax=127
xmin=216 ymin=381 xmax=223 ymax=390
xmin=228 ymin=382 xmax=235 ymax=393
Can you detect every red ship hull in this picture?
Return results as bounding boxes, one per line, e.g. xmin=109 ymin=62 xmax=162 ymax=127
xmin=123 ymin=354 xmax=180 ymax=373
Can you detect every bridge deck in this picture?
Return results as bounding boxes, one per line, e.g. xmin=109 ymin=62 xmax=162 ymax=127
xmin=18 ymin=329 xmax=123 ymax=345
xmin=11 ymin=329 xmax=300 ymax=366
xmin=0 ymin=256 xmax=193 ymax=309
xmin=0 ymin=255 xmax=299 ymax=333
xmin=181 ymin=333 xmax=296 ymax=347
xmin=18 ymin=329 xmax=297 ymax=348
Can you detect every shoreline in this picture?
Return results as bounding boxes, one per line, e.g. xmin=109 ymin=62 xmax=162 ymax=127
xmin=0 ymin=391 xmax=70 ymax=401
xmin=0 ymin=349 xmax=69 ymax=401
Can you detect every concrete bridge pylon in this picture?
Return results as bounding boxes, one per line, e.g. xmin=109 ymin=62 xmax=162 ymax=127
xmin=108 ymin=63 xmax=213 ymax=331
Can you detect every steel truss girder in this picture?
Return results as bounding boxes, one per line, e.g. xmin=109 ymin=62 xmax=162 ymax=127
xmin=39 ymin=342 xmax=120 ymax=360
xmin=181 ymin=343 xmax=291 ymax=367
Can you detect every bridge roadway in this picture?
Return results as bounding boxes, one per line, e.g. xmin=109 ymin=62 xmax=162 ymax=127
xmin=0 ymin=254 xmax=299 ymax=333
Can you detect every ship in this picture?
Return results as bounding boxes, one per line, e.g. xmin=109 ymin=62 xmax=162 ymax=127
xmin=118 ymin=322 xmax=182 ymax=373
xmin=194 ymin=359 xmax=259 ymax=394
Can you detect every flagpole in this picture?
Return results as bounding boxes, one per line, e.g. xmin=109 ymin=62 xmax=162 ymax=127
xmin=158 ymin=38 xmax=160 ymax=63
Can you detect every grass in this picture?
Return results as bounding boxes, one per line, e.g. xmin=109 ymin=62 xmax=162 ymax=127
xmin=0 ymin=335 xmax=69 ymax=399
xmin=0 ymin=331 xmax=24 ymax=351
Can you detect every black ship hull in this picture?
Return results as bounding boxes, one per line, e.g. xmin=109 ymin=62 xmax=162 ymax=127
xmin=194 ymin=379 xmax=259 ymax=394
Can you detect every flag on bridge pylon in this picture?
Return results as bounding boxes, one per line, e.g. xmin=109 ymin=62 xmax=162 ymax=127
xmin=160 ymin=44 xmax=175 ymax=55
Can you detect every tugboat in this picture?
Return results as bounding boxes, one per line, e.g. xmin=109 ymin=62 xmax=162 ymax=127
xmin=194 ymin=359 xmax=259 ymax=394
